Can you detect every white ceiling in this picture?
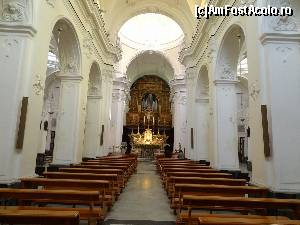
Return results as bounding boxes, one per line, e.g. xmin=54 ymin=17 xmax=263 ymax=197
xmin=126 ymin=51 xmax=174 ymax=84
xmin=99 ymin=0 xmax=197 ymax=44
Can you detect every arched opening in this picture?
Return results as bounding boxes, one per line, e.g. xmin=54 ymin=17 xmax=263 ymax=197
xmin=124 ymin=75 xmax=173 ymax=158
xmin=115 ymin=12 xmax=185 ymax=158
xmin=83 ymin=62 xmax=102 ymax=158
xmin=126 ymin=50 xmax=174 ymax=83
xmin=237 ymin=55 xmax=250 ymax=172
xmin=214 ymin=24 xmax=247 ymax=170
xmin=192 ymin=66 xmax=209 ymax=161
xmin=119 ymin=13 xmax=184 ymax=50
xmin=36 ymin=18 xmax=81 ymax=166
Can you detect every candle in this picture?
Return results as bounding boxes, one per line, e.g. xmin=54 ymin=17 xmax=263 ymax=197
xmin=144 ymin=116 xmax=145 ymax=124
xmin=153 ymin=117 xmax=155 ymax=126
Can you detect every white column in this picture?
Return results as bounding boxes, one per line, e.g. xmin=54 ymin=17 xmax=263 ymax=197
xmin=258 ymin=34 xmax=300 ymax=192
xmin=195 ymin=98 xmax=209 ymax=160
xmin=111 ymin=78 xmax=129 ymax=149
xmin=52 ymin=75 xmax=83 ymax=165
xmin=170 ymin=79 xmax=187 ymax=154
xmin=213 ymin=80 xmax=239 ymax=170
xmin=83 ymin=95 xmax=102 ymax=158
xmin=101 ymin=66 xmax=114 ymax=156
xmin=111 ymin=92 xmax=126 ymax=148
xmin=185 ymin=69 xmax=197 ymax=160
xmin=0 ymin=2 xmax=37 ymax=182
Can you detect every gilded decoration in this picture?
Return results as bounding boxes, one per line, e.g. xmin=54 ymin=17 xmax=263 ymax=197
xmin=126 ymin=75 xmax=172 ymax=155
xmin=126 ymin=75 xmax=172 ymax=127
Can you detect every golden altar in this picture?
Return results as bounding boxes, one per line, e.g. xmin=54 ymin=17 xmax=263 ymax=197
xmin=129 ymin=128 xmax=168 ymax=158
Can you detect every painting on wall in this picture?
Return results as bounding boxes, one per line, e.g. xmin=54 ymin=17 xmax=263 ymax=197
xmin=16 ymin=97 xmax=29 ymax=149
xmin=100 ymin=124 xmax=104 ymax=146
xmin=261 ymin=105 xmax=271 ymax=157
xmin=191 ymin=128 xmax=194 ymax=149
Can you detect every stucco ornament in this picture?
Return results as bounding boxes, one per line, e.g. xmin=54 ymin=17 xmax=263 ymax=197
xmin=276 ymin=46 xmax=293 ymax=63
xmin=270 ymin=0 xmax=297 ymax=32
xmin=32 ymin=75 xmax=44 ymax=96
xmin=249 ymin=80 xmax=261 ymax=101
xmin=1 ymin=1 xmax=25 ymax=22
xmin=61 ymin=61 xmax=78 ymax=74
xmin=46 ymin=0 xmax=56 ymax=8
xmin=83 ymin=38 xmax=94 ymax=58
xmin=220 ymin=63 xmax=235 ymax=80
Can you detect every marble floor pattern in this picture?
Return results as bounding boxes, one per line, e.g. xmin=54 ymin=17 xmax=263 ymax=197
xmin=104 ymin=160 xmax=176 ymax=225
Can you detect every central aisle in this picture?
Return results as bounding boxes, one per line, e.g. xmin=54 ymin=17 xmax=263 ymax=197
xmin=105 ymin=160 xmax=176 ymax=224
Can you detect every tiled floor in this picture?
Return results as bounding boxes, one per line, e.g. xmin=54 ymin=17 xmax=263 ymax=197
xmin=104 ymin=160 xmax=176 ymax=224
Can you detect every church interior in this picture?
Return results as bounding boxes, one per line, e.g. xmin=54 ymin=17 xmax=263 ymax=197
xmin=1 ymin=0 xmax=300 ymax=224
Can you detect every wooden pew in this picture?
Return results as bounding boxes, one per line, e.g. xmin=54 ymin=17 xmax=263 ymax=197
xmin=73 ymin=164 xmax=131 ymax=177
xmin=173 ymin=184 xmax=268 ymax=212
xmin=82 ymin=161 xmax=136 ymax=175
xmin=0 ymin=188 xmax=103 ymax=224
xmin=181 ymin=195 xmax=300 ymax=224
xmin=164 ymin=172 xmax=233 ymax=188
xmin=43 ymin=172 xmax=121 ymax=197
xmin=0 ymin=209 xmax=80 ymax=225
xmin=166 ymin=176 xmax=247 ymax=198
xmin=161 ymin=168 xmax=220 ymax=183
xmin=20 ymin=178 xmax=112 ymax=209
xmin=198 ymin=217 xmax=300 ymax=225
xmin=59 ymin=168 xmax=126 ymax=187
xmin=159 ymin=165 xmax=212 ymax=177
xmin=176 ymin=214 xmax=291 ymax=225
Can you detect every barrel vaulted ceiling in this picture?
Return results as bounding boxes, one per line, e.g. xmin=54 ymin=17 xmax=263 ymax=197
xmin=98 ymin=0 xmax=204 ymax=44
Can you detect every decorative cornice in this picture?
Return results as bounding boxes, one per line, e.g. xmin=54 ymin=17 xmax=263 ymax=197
xmin=260 ymin=33 xmax=300 ymax=45
xmin=78 ymin=0 xmax=122 ymax=62
xmin=0 ymin=24 xmax=36 ymax=37
xmin=179 ymin=0 xmax=254 ymax=67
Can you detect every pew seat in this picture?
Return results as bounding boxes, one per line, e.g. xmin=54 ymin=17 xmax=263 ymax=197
xmin=0 ymin=188 xmax=104 ymax=224
xmin=198 ymin=217 xmax=300 ymax=225
xmin=0 ymin=208 xmax=80 ymax=225
xmin=172 ymin=184 xmax=268 ymax=212
xmin=176 ymin=213 xmax=289 ymax=225
xmin=20 ymin=178 xmax=113 ymax=209
xmin=181 ymin=195 xmax=300 ymax=223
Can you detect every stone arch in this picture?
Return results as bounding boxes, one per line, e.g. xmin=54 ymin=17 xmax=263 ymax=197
xmin=83 ymin=61 xmax=103 ymax=158
xmin=126 ymin=50 xmax=175 ymax=84
xmin=88 ymin=62 xmax=102 ymax=96
xmin=216 ymin=24 xmax=246 ymax=81
xmin=109 ymin=5 xmax=193 ymax=44
xmin=196 ymin=65 xmax=209 ymax=100
xmin=51 ymin=17 xmax=81 ymax=74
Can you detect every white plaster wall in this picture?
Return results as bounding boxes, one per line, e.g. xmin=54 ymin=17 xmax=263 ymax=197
xmin=0 ymin=0 xmax=116 ymax=182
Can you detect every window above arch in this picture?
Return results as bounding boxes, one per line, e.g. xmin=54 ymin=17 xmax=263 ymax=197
xmin=119 ymin=13 xmax=184 ymax=50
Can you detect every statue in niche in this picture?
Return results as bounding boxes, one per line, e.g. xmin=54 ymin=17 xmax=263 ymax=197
xmin=142 ymin=93 xmax=158 ymax=112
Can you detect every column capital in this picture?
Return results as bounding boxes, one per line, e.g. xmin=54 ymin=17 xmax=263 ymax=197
xmin=170 ymin=78 xmax=187 ymax=92
xmin=214 ymin=79 xmax=239 ymax=85
xmin=185 ymin=67 xmax=198 ymax=81
xmin=195 ymin=98 xmax=209 ymax=103
xmin=87 ymin=95 xmax=102 ymax=100
xmin=113 ymin=77 xmax=130 ymax=92
xmin=101 ymin=63 xmax=114 ymax=79
xmin=58 ymin=74 xmax=83 ymax=82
